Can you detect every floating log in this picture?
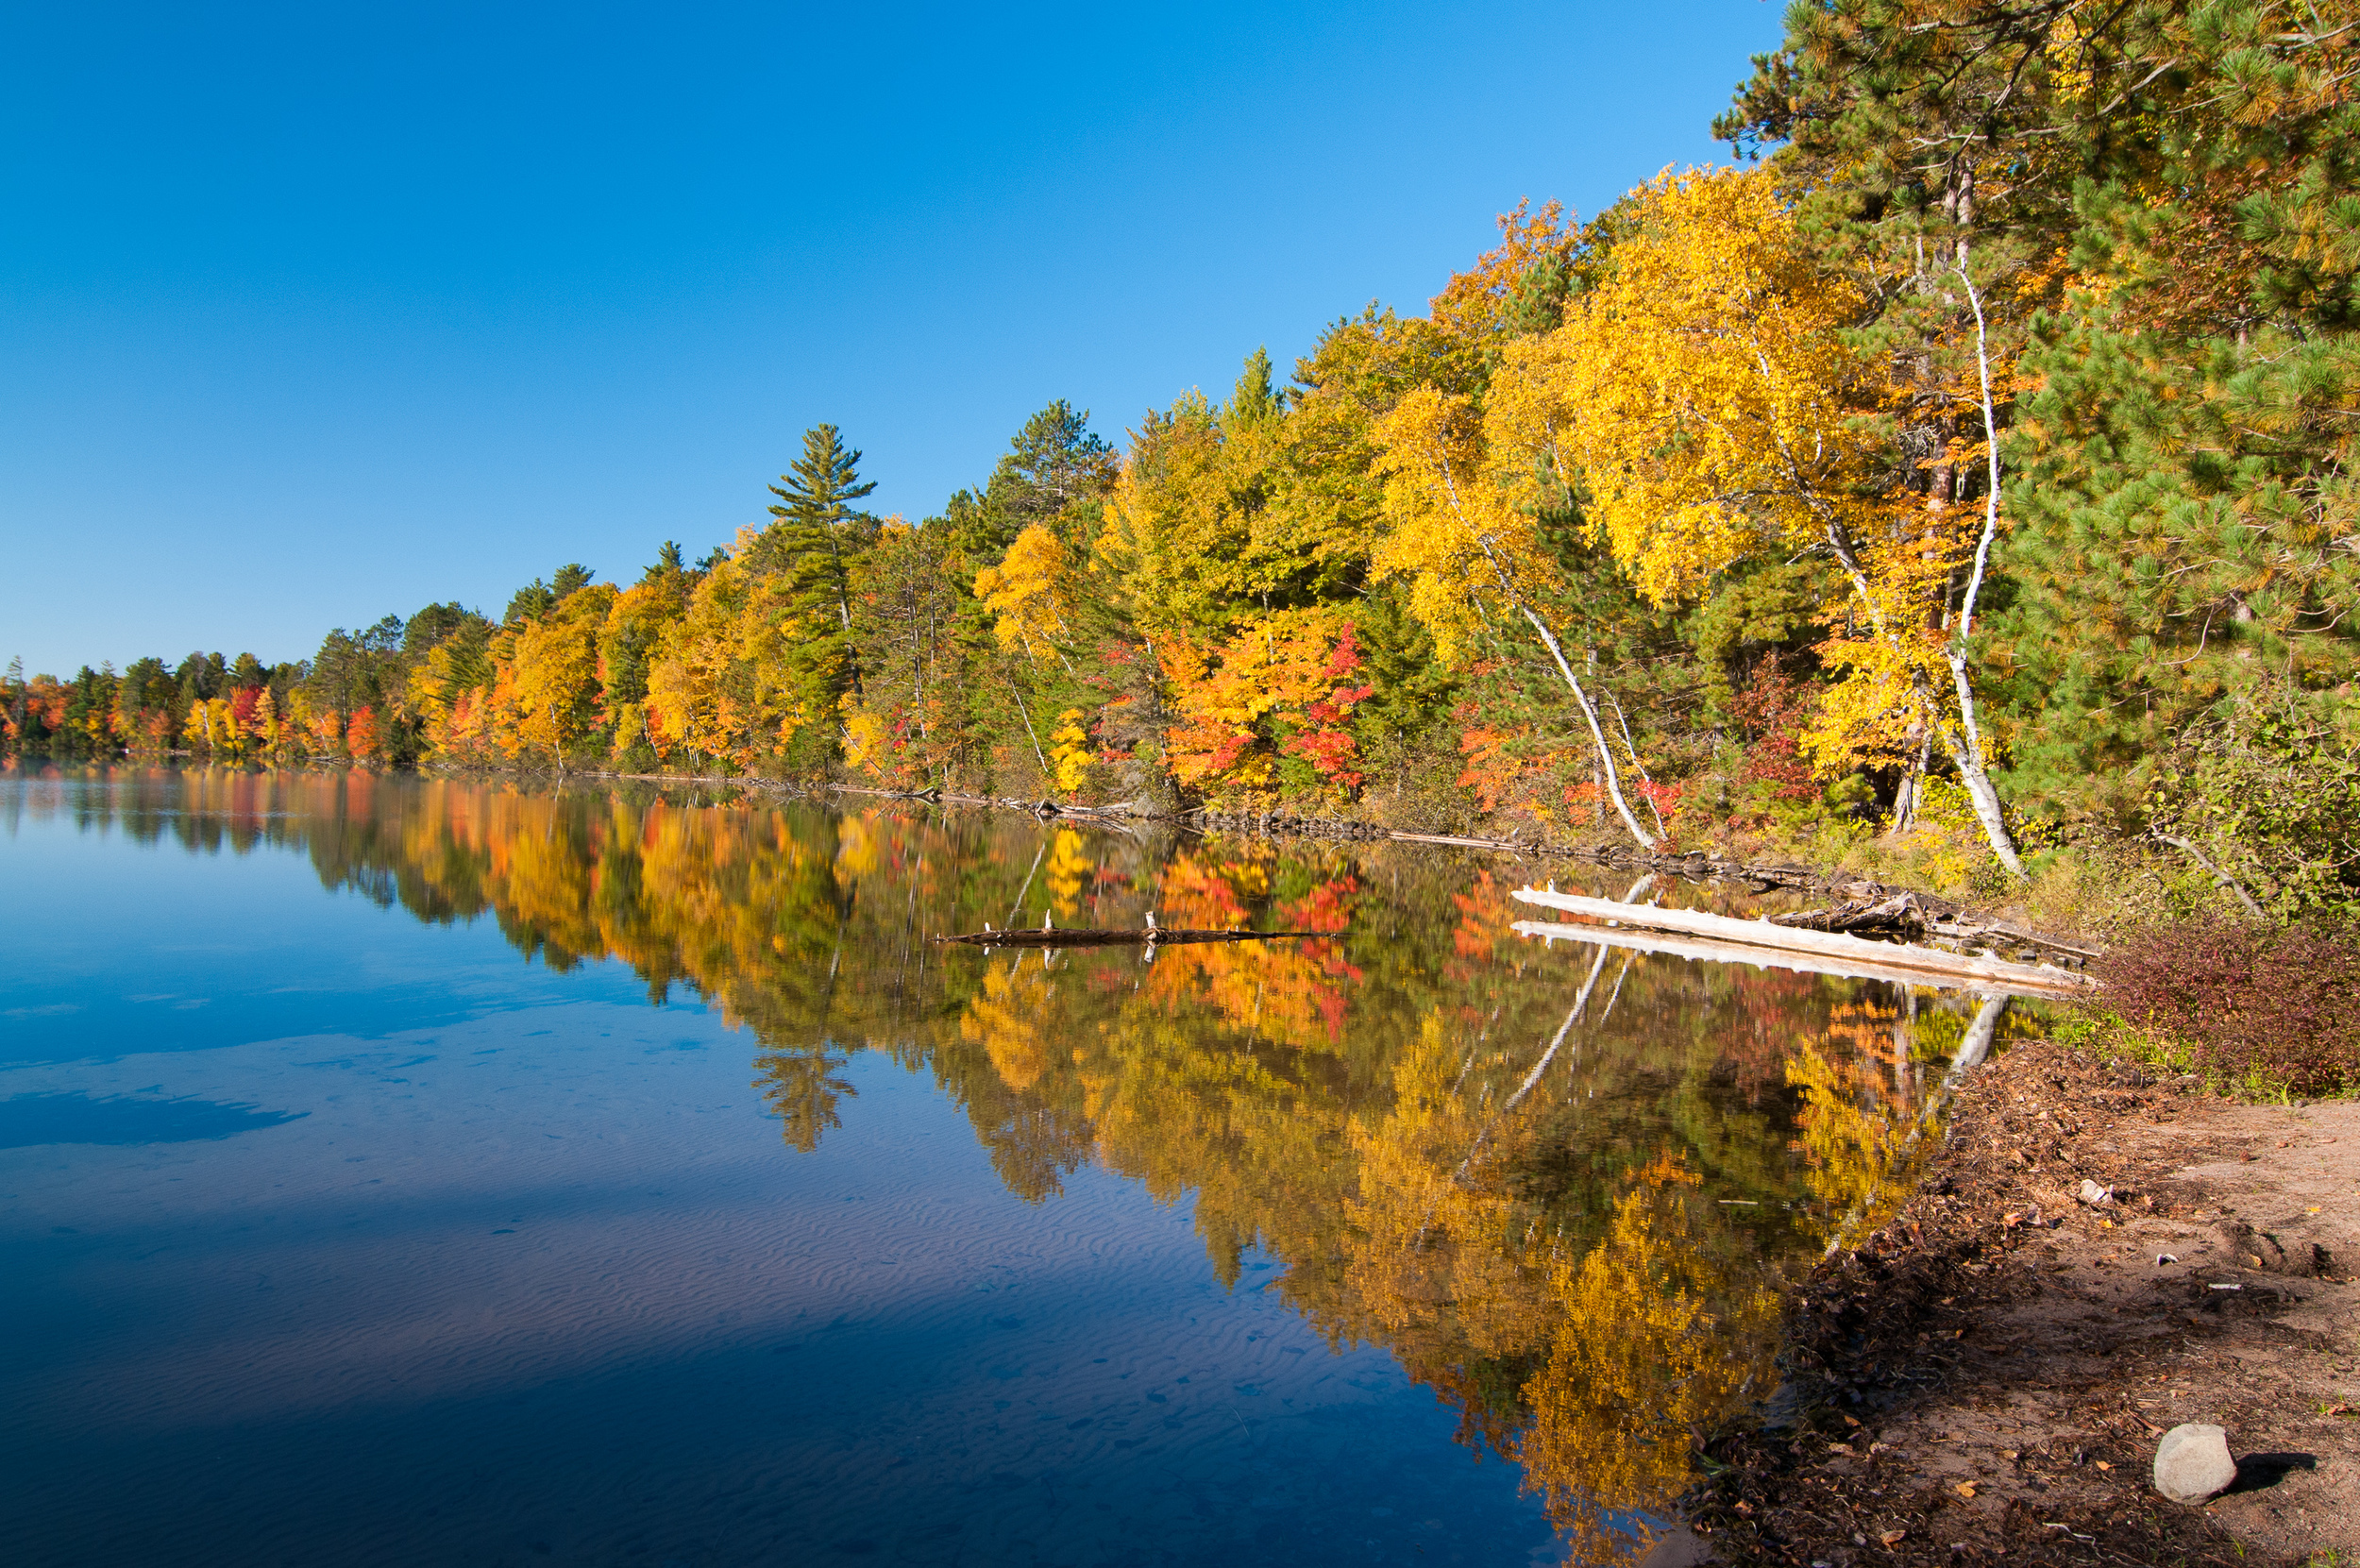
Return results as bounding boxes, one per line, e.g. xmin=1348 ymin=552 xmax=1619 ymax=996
xmin=935 ymin=926 xmax=1324 ymax=949
xmin=1508 ymin=887 xmax=2098 ymax=999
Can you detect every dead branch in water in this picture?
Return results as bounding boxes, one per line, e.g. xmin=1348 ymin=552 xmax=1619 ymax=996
xmin=935 ymin=926 xmax=1325 ymax=949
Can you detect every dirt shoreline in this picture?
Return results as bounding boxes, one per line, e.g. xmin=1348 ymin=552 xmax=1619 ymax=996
xmin=1673 ymin=1039 xmax=2359 ymax=1567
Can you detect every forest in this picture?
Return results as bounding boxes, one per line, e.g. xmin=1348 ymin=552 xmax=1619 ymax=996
xmin=8 ymin=0 xmax=2358 ymax=929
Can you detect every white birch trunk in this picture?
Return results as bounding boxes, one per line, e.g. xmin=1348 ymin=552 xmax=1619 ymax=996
xmin=1950 ymin=255 xmax=2026 ymax=879
xmin=1517 ymin=606 xmax=1658 ymax=850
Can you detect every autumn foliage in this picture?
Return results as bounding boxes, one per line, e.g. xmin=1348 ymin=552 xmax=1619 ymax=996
xmin=15 ymin=4 xmax=2360 ymax=910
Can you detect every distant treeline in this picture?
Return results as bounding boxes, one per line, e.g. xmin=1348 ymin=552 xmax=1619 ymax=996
xmin=8 ymin=1 xmax=2356 ymax=919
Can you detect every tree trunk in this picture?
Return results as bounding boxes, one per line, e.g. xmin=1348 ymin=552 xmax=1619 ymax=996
xmin=1890 ymin=727 xmax=1930 ymax=835
xmin=1009 ymin=679 xmax=1054 ymax=783
xmin=1517 ymin=606 xmax=1658 ymax=850
xmin=1939 ymin=659 xmax=2024 ymax=878
xmin=1947 ymin=250 xmax=2026 ymax=879
xmin=2155 ymin=833 xmax=2267 ymax=920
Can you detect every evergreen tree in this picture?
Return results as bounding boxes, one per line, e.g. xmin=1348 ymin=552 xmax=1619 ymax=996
xmin=940 ymin=402 xmax=1118 ymax=565
xmin=756 ymin=424 xmax=879 ymax=630
xmin=402 ymin=603 xmax=480 ymax=657
xmin=742 ymin=425 xmax=880 ymax=750
xmin=642 ymin=541 xmax=687 ymax=585
xmin=504 ymin=578 xmax=556 ymax=626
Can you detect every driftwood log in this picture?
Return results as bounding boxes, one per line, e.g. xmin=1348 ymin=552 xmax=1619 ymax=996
xmin=1508 ymin=888 xmax=2097 ymax=1000
xmin=1767 ymin=890 xmax=2099 ymax=962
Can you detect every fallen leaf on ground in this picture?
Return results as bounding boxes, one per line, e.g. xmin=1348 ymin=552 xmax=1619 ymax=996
xmin=1953 ymin=1481 xmax=1978 ymax=1499
xmin=2094 ymin=1459 xmax=2113 ymax=1471
xmin=1879 ymin=1528 xmax=1907 ymax=1547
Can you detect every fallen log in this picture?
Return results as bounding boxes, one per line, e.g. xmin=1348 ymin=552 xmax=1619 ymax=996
xmin=1768 ymin=890 xmax=1936 ymax=936
xmin=1510 ymin=920 xmax=2084 ymax=1000
xmin=1768 ymin=890 xmax=2099 ymax=961
xmin=1508 ymin=888 xmax=2097 ymax=998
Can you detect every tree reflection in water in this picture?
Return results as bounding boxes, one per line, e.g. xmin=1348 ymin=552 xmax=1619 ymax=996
xmin=22 ymin=765 xmax=2020 ymax=1562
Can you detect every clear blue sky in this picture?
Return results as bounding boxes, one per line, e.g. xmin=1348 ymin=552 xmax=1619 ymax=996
xmin=1 ymin=1 xmax=1784 ymax=677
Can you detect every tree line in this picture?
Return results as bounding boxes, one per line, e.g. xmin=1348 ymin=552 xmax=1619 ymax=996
xmin=8 ymin=0 xmax=2356 ymax=918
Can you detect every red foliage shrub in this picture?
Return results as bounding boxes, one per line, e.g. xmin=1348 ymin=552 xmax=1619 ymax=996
xmin=2095 ymin=917 xmax=2360 ymax=1096
xmin=1729 ymin=658 xmax=1818 ymax=805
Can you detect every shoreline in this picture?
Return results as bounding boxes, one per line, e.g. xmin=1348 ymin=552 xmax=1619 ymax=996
xmin=0 ymin=750 xmax=2022 ymax=887
xmin=2 ymin=754 xmax=2099 ymax=966
xmin=1678 ymin=1038 xmax=2358 ymax=1567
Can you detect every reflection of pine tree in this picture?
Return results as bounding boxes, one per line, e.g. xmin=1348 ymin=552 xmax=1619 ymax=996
xmin=751 ymin=1043 xmax=858 ymax=1153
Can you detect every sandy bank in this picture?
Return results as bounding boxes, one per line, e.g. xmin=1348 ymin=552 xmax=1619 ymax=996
xmin=1682 ymin=1039 xmax=2359 ymax=1567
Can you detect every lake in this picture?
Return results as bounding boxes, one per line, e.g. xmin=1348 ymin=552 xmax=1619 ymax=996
xmin=0 ymin=767 xmax=1989 ymax=1567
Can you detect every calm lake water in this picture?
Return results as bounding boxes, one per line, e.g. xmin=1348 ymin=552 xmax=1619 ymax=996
xmin=0 ymin=767 xmax=1991 ymax=1567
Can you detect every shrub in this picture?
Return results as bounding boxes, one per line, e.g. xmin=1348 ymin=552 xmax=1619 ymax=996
xmin=2094 ymin=917 xmax=2360 ymax=1098
xmin=2144 ymin=682 xmax=2360 ymax=922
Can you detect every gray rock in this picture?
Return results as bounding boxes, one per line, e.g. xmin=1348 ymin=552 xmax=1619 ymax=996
xmin=2153 ymin=1423 xmax=2237 ymax=1504
xmin=1632 ymin=1526 xmax=1712 ymax=1568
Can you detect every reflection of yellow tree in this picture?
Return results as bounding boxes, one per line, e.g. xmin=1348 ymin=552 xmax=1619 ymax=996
xmin=1786 ymin=1037 xmax=1925 ymax=1251
xmin=961 ymin=954 xmax=1060 ymax=1092
xmin=140 ymin=772 xmax=1848 ymax=1554
xmin=1043 ymin=828 xmax=1091 ymax=919
xmin=1521 ymin=1156 xmax=1781 ymax=1564
xmin=1339 ymin=1010 xmax=1559 ymax=1450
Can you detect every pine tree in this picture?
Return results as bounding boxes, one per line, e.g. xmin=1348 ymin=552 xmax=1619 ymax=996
xmin=758 ymin=424 xmax=878 ymax=630
xmin=1982 ymin=4 xmax=2360 ymax=813
xmin=741 ymin=426 xmax=881 ymax=752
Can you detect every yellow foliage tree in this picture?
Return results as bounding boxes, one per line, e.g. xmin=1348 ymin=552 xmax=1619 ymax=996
xmin=1369 ymin=386 xmax=1659 ymax=847
xmin=509 ymin=583 xmax=616 ymax=775
xmin=1490 ymin=166 xmax=2022 ymax=872
xmin=182 ymin=697 xmax=237 ymax=757
xmin=1103 ymin=365 xmax=1300 ymax=634
xmin=973 ymin=523 xmax=1076 ymax=665
xmin=642 ymin=535 xmax=831 ymax=770
xmin=246 ymin=685 xmax=279 ymax=750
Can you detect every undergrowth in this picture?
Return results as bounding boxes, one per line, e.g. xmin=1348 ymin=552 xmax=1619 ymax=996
xmin=2068 ymin=917 xmax=2360 ymax=1101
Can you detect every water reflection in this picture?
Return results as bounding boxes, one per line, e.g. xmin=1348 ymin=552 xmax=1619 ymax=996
xmin=1 ymin=765 xmax=2011 ymax=1562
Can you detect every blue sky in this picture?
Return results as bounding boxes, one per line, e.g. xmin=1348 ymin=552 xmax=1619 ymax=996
xmin=1 ymin=2 xmax=1784 ymax=677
